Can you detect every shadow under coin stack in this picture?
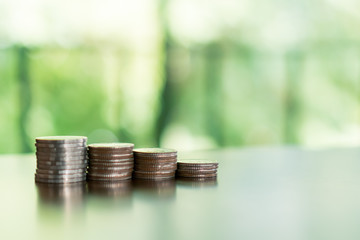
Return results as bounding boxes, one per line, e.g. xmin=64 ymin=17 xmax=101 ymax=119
xmin=176 ymin=160 xmax=218 ymax=178
xmin=35 ymin=136 xmax=88 ymax=184
xmin=133 ymin=148 xmax=177 ymax=180
xmin=87 ymin=143 xmax=134 ymax=181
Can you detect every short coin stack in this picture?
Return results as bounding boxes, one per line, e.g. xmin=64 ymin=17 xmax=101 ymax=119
xmin=35 ymin=136 xmax=88 ymax=184
xmin=133 ymin=148 xmax=177 ymax=180
xmin=87 ymin=143 xmax=134 ymax=181
xmin=176 ymin=159 xmax=218 ymax=178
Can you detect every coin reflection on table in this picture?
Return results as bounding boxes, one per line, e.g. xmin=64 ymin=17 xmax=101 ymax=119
xmin=36 ymin=182 xmax=86 ymax=207
xmin=176 ymin=177 xmax=218 ymax=188
xmin=87 ymin=179 xmax=132 ymax=197
xmin=133 ymin=178 xmax=176 ymax=198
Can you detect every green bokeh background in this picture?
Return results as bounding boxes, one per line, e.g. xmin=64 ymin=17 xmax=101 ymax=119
xmin=0 ymin=0 xmax=359 ymax=153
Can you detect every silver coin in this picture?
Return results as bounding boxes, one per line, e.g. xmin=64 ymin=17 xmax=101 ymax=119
xmin=36 ymin=168 xmax=86 ymax=175
xmin=37 ymin=163 xmax=87 ymax=170
xmin=36 ymin=155 xmax=87 ymax=162
xmin=35 ymin=142 xmax=86 ymax=148
xmin=35 ymin=176 xmax=86 ymax=183
xmin=176 ymin=169 xmax=217 ymax=174
xmin=36 ymin=147 xmax=86 ymax=153
xmin=36 ymin=160 xmax=87 ymax=166
xmin=89 ymin=166 xmax=133 ymax=171
xmin=89 ymin=162 xmax=134 ymax=169
xmin=37 ymin=164 xmax=87 ymax=170
xmin=36 ymin=136 xmax=87 ymax=143
xmin=36 ymin=148 xmax=87 ymax=156
xmin=133 ymin=148 xmax=177 ymax=154
xmin=88 ymin=172 xmax=132 ymax=178
xmin=177 ymin=159 xmax=219 ymax=166
xmin=35 ymin=173 xmax=86 ymax=179
xmin=89 ymin=158 xmax=133 ymax=163
xmin=88 ymin=152 xmax=133 ymax=158
xmin=87 ymin=175 xmax=132 ymax=181
xmin=88 ymin=143 xmax=134 ymax=149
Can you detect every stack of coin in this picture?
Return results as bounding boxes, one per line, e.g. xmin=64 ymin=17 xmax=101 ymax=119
xmin=133 ymin=148 xmax=177 ymax=180
xmin=35 ymin=136 xmax=87 ymax=184
xmin=87 ymin=143 xmax=134 ymax=181
xmin=176 ymin=159 xmax=218 ymax=178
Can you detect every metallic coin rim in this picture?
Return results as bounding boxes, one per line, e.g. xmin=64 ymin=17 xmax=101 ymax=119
xmin=88 ymin=172 xmax=133 ymax=178
xmin=36 ymin=160 xmax=87 ymax=166
xmin=36 ymin=147 xmax=86 ymax=153
xmin=133 ymin=148 xmax=177 ymax=154
xmin=177 ymin=159 xmax=219 ymax=165
xmin=89 ymin=162 xmax=134 ymax=168
xmin=132 ymin=174 xmax=175 ymax=180
xmin=176 ymin=169 xmax=217 ymax=174
xmin=36 ymin=156 xmax=87 ymax=162
xmin=36 ymin=136 xmax=87 ymax=143
xmin=36 ymin=169 xmax=86 ymax=175
xmin=88 ymin=143 xmax=134 ymax=149
xmin=176 ymin=173 xmax=218 ymax=178
xmin=35 ymin=173 xmax=86 ymax=179
xmin=135 ymin=159 xmax=177 ymax=164
xmin=36 ymin=150 xmax=87 ymax=155
xmin=88 ymin=153 xmax=133 ymax=158
xmin=177 ymin=165 xmax=218 ymax=170
xmin=87 ymin=176 xmax=132 ymax=181
xmin=133 ymin=170 xmax=176 ymax=175
xmin=89 ymin=166 xmax=134 ymax=171
xmin=36 ymin=164 xmax=87 ymax=170
xmin=35 ymin=142 xmax=86 ymax=147
xmin=89 ymin=158 xmax=134 ymax=163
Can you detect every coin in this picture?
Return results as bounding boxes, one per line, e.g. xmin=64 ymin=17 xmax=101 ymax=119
xmin=88 ymin=153 xmax=133 ymax=159
xmin=176 ymin=172 xmax=217 ymax=178
xmin=177 ymin=159 xmax=219 ymax=167
xmin=35 ymin=173 xmax=86 ymax=179
xmin=89 ymin=161 xmax=134 ymax=168
xmin=134 ymin=158 xmax=177 ymax=164
xmin=36 ymin=136 xmax=87 ymax=143
xmin=133 ymin=148 xmax=177 ymax=154
xmin=88 ymin=171 xmax=132 ymax=178
xmin=89 ymin=166 xmax=133 ymax=171
xmin=176 ymin=169 xmax=217 ymax=174
xmin=89 ymin=158 xmax=133 ymax=164
xmin=88 ymin=148 xmax=133 ymax=155
xmin=36 ymin=169 xmax=86 ymax=175
xmin=37 ymin=150 xmax=87 ymax=156
xmin=177 ymin=165 xmax=218 ymax=170
xmin=36 ymin=147 xmax=86 ymax=153
xmin=87 ymin=175 xmax=132 ymax=181
xmin=134 ymin=163 xmax=177 ymax=171
xmin=37 ymin=160 xmax=87 ymax=166
xmin=88 ymin=143 xmax=134 ymax=149
xmin=35 ymin=142 xmax=86 ymax=148
xmin=36 ymin=164 xmax=87 ymax=170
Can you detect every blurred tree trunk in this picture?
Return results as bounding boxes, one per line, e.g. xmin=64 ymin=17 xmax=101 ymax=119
xmin=156 ymin=0 xmax=174 ymax=146
xmin=203 ymin=42 xmax=224 ymax=146
xmin=284 ymin=50 xmax=304 ymax=144
xmin=17 ymin=46 xmax=32 ymax=153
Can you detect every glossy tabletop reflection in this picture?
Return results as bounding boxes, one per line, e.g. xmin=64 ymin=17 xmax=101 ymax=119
xmin=0 ymin=147 xmax=360 ymax=240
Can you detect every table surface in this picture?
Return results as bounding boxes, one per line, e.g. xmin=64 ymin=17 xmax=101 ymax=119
xmin=0 ymin=147 xmax=359 ymax=240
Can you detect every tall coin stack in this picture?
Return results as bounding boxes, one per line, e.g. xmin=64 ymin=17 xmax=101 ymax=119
xmin=176 ymin=160 xmax=218 ymax=178
xmin=87 ymin=143 xmax=134 ymax=181
xmin=133 ymin=148 xmax=177 ymax=180
xmin=35 ymin=136 xmax=88 ymax=184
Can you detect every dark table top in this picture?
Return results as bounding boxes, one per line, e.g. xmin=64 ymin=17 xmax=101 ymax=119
xmin=0 ymin=147 xmax=359 ymax=240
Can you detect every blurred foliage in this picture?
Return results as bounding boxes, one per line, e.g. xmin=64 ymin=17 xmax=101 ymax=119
xmin=0 ymin=0 xmax=359 ymax=153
